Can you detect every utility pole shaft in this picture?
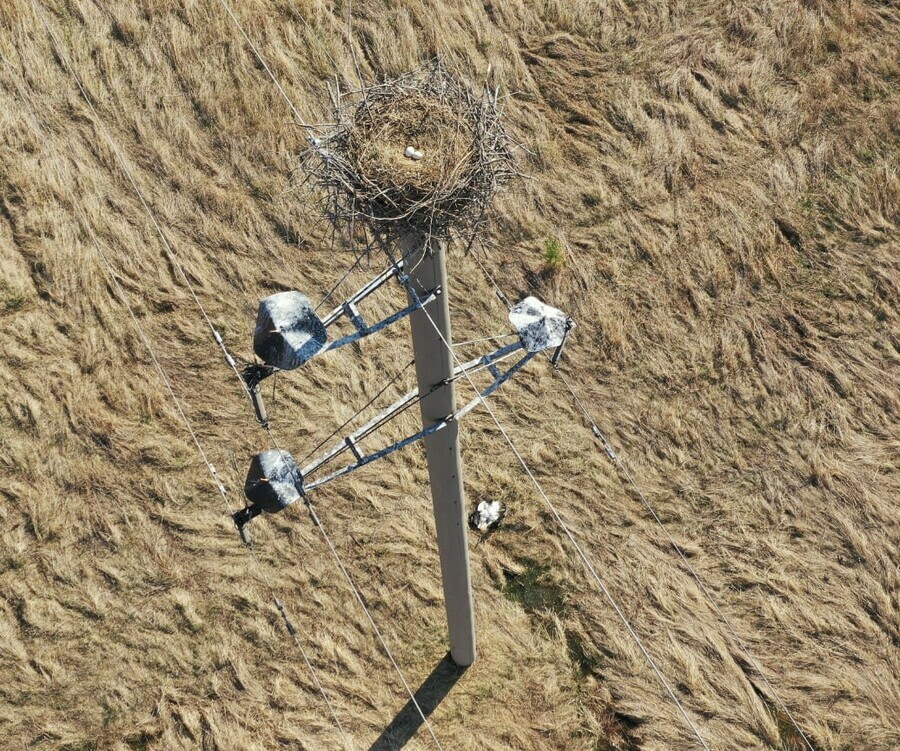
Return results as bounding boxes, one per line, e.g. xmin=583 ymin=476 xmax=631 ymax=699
xmin=401 ymin=231 xmax=476 ymax=667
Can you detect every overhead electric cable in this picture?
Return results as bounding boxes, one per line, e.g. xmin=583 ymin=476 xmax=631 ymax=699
xmin=451 ymin=333 xmax=517 ymax=348
xmin=298 ymin=345 xmax=528 ymax=479
xmin=466 ymin=242 xmax=814 ymax=750
xmin=4 ymin=30 xmax=354 ymax=750
xmin=86 ymin=210 xmax=352 ymax=749
xmin=27 ymin=0 xmax=252 ymax=407
xmin=214 ymin=0 xmax=316 ymax=131
xmin=300 ymin=358 xmax=416 ymax=464
xmin=206 ymin=11 xmax=451 ymax=744
xmin=28 ymin=5 xmax=448 ymax=747
xmin=553 ymin=368 xmax=816 ymax=751
xmin=316 ymin=246 xmax=368 ymax=312
xmin=302 ymin=498 xmax=447 ymax=751
xmin=468 ymin=244 xmax=512 ymax=309
xmin=382 ymin=243 xmax=713 ymax=751
xmin=264 ymin=416 xmax=447 ymax=750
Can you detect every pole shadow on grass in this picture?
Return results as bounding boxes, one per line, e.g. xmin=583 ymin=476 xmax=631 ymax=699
xmin=368 ymin=652 xmax=468 ymax=751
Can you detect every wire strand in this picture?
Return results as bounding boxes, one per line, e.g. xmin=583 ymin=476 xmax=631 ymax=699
xmin=284 ymin=476 xmax=448 ymax=751
xmin=214 ymin=0 xmax=315 ymax=131
xmin=90 ymin=213 xmax=351 ymax=749
xmin=28 ymin=0 xmax=252 ymax=406
xmin=300 ymin=358 xmax=416 ymax=464
xmin=316 ymin=246 xmax=368 ymax=312
xmin=203 ymin=3 xmax=710 ymax=742
xmin=207 ymin=11 xmax=451 ymax=744
xmin=384 ymin=242 xmax=712 ymax=751
xmin=468 ymin=243 xmax=814 ymax=751
xmin=21 ymin=9 xmax=357 ymax=747
xmin=31 ymin=4 xmax=446 ymax=746
xmin=451 ymin=333 xmax=516 ymax=348
xmin=468 ymin=243 xmax=511 ymax=309
xmin=552 ymin=368 xmax=816 ymax=751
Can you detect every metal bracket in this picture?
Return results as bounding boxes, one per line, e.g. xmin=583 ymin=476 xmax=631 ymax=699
xmin=242 ymin=363 xmax=277 ymax=427
xmin=299 ymin=339 xmax=534 ymax=492
xmin=344 ymin=436 xmax=364 ymax=461
xmin=320 ymin=286 xmax=440 ymax=355
xmin=245 ymin=260 xmax=438 ymax=425
xmin=239 ymin=290 xmax=575 ymax=504
xmin=550 ymin=317 xmax=575 ymax=367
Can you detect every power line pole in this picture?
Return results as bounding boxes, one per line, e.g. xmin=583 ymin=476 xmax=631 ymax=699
xmin=400 ymin=231 xmax=476 ymax=667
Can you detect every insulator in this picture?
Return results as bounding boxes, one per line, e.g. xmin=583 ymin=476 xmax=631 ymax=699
xmin=254 ymin=292 xmax=328 ymax=371
xmin=509 ymin=297 xmax=571 ymax=353
xmin=244 ymin=449 xmax=303 ymax=513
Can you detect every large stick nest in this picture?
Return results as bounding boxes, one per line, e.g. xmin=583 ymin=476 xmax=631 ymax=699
xmin=303 ymin=61 xmax=517 ymax=239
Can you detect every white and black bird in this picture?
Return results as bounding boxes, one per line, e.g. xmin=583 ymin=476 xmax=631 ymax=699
xmin=468 ymin=500 xmax=507 ymax=534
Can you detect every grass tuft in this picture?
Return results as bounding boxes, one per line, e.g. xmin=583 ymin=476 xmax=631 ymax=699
xmin=542 ymin=236 xmax=566 ymax=273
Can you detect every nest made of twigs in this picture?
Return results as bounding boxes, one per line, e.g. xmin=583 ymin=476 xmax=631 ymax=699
xmin=304 ymin=61 xmax=517 ymax=239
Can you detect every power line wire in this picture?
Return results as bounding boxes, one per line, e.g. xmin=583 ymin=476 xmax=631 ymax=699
xmin=204 ymin=2 xmax=713 ymax=743
xmin=213 ymin=0 xmax=315 ymax=131
xmin=451 ymin=333 xmax=517 ymax=348
xmin=27 ymin=0 xmax=252 ymax=406
xmin=467 ymin=243 xmax=511 ymax=309
xmin=466 ymin=243 xmax=814 ymax=750
xmin=383 ymin=243 xmax=713 ymax=751
xmin=299 ymin=358 xmax=416 ymax=465
xmin=34 ymin=0 xmax=745 ymax=743
xmin=93 ymin=211 xmax=351 ymax=748
xmin=28 ymin=5 xmax=446 ymax=747
xmin=208 ymin=8 xmax=451 ymax=746
xmin=266 ymin=412 xmax=447 ymax=751
xmin=316 ymin=245 xmax=368 ymax=312
xmin=553 ymin=368 xmax=816 ymax=751
xmin=206 ymin=9 xmax=449 ymax=745
xmin=5 ymin=28 xmax=355 ymax=750
xmin=302 ymin=497 xmax=447 ymax=751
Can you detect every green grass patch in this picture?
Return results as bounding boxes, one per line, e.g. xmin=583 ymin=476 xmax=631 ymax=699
xmin=502 ymin=557 xmax=566 ymax=617
xmin=542 ymin=236 xmax=566 ymax=273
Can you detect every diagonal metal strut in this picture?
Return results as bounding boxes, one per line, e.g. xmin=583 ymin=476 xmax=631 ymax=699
xmin=300 ymin=340 xmax=535 ymax=491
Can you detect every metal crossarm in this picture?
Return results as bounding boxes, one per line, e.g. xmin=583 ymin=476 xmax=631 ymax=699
xmin=300 ymin=339 xmax=536 ymax=492
xmin=244 ymin=260 xmax=439 ymax=425
xmin=319 ymin=262 xmax=441 ymax=354
xmin=454 ymin=350 xmax=537 ymax=420
xmin=297 ymin=342 xmax=528 ymax=480
xmin=235 ymin=290 xmax=574 ymax=524
xmin=304 ymin=417 xmax=451 ymax=491
xmin=320 ymin=261 xmax=406 ymax=327
xmin=320 ymin=289 xmax=440 ymax=354
xmin=301 ymin=385 xmax=423 ymax=478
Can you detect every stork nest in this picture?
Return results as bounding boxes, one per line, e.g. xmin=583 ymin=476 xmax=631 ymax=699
xmin=303 ymin=62 xmax=517 ymax=239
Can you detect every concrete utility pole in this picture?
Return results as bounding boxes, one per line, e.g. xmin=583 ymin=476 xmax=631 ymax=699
xmin=400 ymin=231 xmax=476 ymax=667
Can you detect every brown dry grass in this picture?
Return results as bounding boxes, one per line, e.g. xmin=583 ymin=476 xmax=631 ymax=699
xmin=0 ymin=1 xmax=898 ymax=750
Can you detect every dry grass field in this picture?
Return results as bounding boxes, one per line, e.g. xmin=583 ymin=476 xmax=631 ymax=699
xmin=1 ymin=0 xmax=899 ymax=749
